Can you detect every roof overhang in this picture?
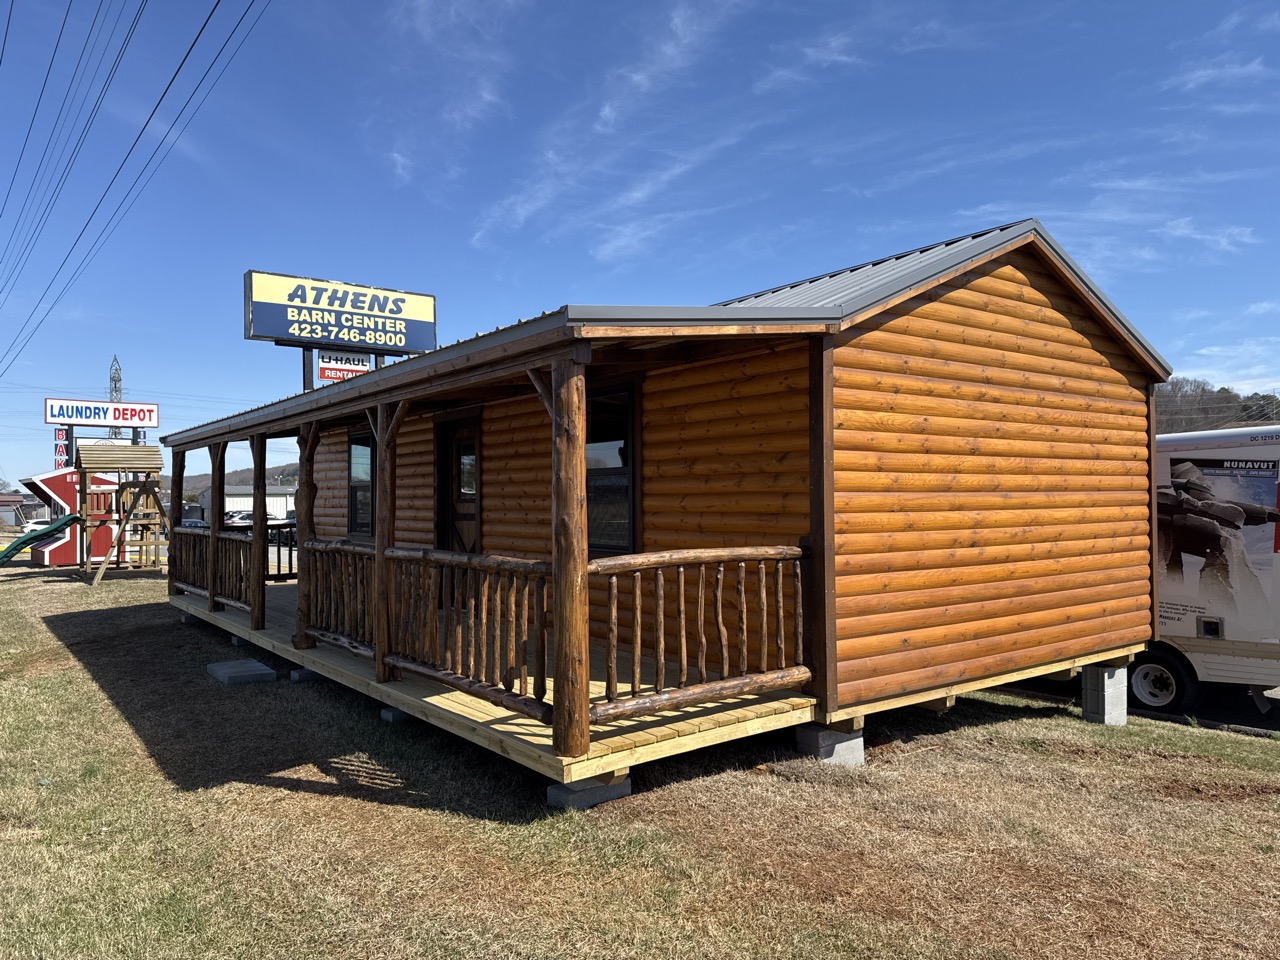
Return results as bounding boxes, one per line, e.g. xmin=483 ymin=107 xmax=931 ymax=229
xmin=162 ymin=219 xmax=1170 ymax=451
xmin=162 ymin=305 xmax=834 ymax=451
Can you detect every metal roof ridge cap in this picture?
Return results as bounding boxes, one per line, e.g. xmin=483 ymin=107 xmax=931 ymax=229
xmin=564 ymin=303 xmax=845 ymax=321
xmin=715 ymin=218 xmax=1038 ymax=305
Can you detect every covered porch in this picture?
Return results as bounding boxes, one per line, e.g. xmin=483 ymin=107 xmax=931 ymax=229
xmin=163 ymin=317 xmax=830 ymax=781
xmin=170 ymin=579 xmax=815 ymax=783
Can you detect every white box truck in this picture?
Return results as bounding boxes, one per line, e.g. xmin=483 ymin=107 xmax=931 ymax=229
xmin=1140 ymin=426 xmax=1280 ymax=713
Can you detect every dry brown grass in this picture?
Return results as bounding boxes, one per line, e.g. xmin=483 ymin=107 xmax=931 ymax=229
xmin=1 ymin=562 xmax=1278 ymax=959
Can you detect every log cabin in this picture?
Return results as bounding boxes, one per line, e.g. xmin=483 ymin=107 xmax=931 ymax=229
xmin=162 ymin=219 xmax=1171 ymax=803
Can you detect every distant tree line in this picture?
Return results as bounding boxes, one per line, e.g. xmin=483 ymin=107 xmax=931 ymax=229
xmin=1154 ymin=377 xmax=1280 ymax=434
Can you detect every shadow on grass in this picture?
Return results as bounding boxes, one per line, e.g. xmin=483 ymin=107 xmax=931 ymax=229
xmin=42 ymin=600 xmax=553 ymax=824
xmin=39 ymin=570 xmax=1084 ymax=817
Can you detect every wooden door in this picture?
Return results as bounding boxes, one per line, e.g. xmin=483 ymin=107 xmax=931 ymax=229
xmin=437 ymin=418 xmax=480 ymax=553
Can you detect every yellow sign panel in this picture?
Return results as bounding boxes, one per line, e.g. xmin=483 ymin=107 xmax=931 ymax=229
xmin=244 ymin=270 xmax=436 ymax=353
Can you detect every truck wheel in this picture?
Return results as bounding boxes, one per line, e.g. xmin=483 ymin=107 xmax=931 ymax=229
xmin=1129 ymin=648 xmax=1201 ymax=713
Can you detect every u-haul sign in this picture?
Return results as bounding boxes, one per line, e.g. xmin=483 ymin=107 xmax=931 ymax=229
xmin=45 ymin=398 xmax=159 ymax=429
xmin=317 ymin=350 xmax=371 ymax=382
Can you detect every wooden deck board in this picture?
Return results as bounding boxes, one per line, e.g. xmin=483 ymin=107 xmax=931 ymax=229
xmin=170 ymin=584 xmax=817 ymax=783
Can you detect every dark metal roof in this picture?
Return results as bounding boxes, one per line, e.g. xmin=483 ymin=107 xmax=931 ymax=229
xmin=718 ymin=218 xmax=1170 ymax=378
xmin=163 ymin=219 xmax=1169 ymax=448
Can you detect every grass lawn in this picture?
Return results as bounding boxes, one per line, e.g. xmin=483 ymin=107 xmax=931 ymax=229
xmin=1 ymin=561 xmax=1278 ymax=959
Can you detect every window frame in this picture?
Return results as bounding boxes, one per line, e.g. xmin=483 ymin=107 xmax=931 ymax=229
xmin=585 ymin=385 xmax=637 ymax=559
xmin=347 ymin=428 xmax=375 ymax=538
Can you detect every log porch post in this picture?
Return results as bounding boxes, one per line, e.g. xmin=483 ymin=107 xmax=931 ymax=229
xmin=551 ymin=356 xmax=590 ymax=757
xmin=293 ymin=424 xmax=320 ymax=649
xmin=374 ymin=401 xmax=408 ymax=682
xmin=249 ymin=433 xmax=268 ymax=630
xmin=207 ymin=441 xmax=226 ymax=612
xmin=168 ymin=449 xmax=185 ymax=595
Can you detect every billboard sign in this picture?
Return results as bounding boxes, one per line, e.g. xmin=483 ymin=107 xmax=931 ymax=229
xmin=245 ymin=270 xmax=436 ymax=354
xmin=317 ymin=349 xmax=371 ymax=382
xmin=45 ymin=399 xmax=159 ymax=429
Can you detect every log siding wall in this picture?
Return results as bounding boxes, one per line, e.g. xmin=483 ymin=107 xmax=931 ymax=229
xmin=627 ymin=346 xmax=812 ymax=672
xmin=395 ymin=413 xmax=434 ymax=547
xmin=314 ymin=427 xmax=348 ymax=538
xmin=831 ymin=249 xmax=1153 ymax=706
xmin=481 ymin=395 xmax=553 ymax=560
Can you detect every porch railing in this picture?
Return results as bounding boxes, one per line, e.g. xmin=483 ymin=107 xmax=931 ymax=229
xmin=384 ymin=548 xmax=553 ymax=724
xmin=169 ymin=527 xmax=207 ymax=591
xmin=304 ymin=540 xmax=375 ymax=653
xmin=586 ymin=546 xmax=809 ymax=723
xmin=169 ymin=527 xmax=253 ymax=612
xmin=213 ymin=531 xmax=252 ymax=610
xmin=244 ymin=537 xmax=809 ymax=730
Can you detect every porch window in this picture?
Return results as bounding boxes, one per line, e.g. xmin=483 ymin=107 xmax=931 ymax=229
xmin=586 ymin=389 xmax=634 ymax=557
xmin=348 ymin=431 xmax=374 ymax=536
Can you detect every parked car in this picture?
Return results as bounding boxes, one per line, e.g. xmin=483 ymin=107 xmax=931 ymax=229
xmin=179 ymin=519 xmax=210 ymax=529
xmin=20 ymin=518 xmax=53 ymax=535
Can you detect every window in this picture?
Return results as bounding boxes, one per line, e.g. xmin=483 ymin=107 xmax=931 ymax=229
xmin=456 ymin=440 xmax=477 ymax=501
xmin=586 ymin=389 xmax=634 ymax=556
xmin=349 ymin=431 xmax=374 ymax=536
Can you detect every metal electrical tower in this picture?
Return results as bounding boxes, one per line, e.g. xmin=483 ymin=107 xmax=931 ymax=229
xmin=108 ymin=355 xmax=123 ymax=438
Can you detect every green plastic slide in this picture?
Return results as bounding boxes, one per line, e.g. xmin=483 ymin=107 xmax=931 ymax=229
xmin=0 ymin=514 xmax=80 ymax=567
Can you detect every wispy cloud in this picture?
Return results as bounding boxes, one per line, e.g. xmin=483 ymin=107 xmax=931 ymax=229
xmin=1244 ymin=300 xmax=1280 ymax=316
xmin=894 ymin=19 xmax=984 ymax=54
xmin=473 ymin=3 xmax=746 ymax=255
xmin=1088 ymin=167 xmax=1272 ymax=192
xmin=1158 ymin=216 xmax=1260 ymax=251
xmin=388 ymin=150 xmax=414 ymax=185
xmin=857 ymin=135 xmax=1088 ymax=196
xmin=1162 ymin=53 xmax=1271 ymax=91
xmin=1179 ymin=337 xmax=1280 ymax=394
xmin=395 ymin=0 xmax=525 ymax=132
xmin=802 ymin=32 xmax=861 ymax=66
xmin=595 ymin=1 xmax=742 ymax=133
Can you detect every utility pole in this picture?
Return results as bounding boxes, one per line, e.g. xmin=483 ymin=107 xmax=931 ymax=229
xmin=108 ymin=356 xmax=123 ymax=439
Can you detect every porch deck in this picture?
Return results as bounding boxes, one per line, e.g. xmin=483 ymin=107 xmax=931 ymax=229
xmin=170 ymin=584 xmax=817 ymax=783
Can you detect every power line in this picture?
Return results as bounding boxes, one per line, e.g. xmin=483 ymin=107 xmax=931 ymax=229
xmin=0 ymin=0 xmax=148 ymax=306
xmin=0 ymin=0 xmax=232 ymax=376
xmin=0 ymin=0 xmax=74 ymax=222
xmin=0 ymin=0 xmax=13 ymax=68
xmin=0 ymin=0 xmax=272 ymax=381
xmin=0 ymin=0 xmax=130 ymax=293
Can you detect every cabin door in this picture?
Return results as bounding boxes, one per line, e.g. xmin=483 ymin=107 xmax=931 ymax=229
xmin=437 ymin=417 xmax=480 ymax=554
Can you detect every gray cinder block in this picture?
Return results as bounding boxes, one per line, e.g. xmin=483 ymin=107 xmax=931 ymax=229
xmin=547 ymin=776 xmax=633 ymax=810
xmin=1082 ymin=664 xmax=1127 ymax=726
xmin=207 ymin=659 xmax=277 ymax=686
xmin=795 ymin=723 xmax=865 ymax=766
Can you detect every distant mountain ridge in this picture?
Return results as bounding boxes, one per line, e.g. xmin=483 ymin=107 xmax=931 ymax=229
xmin=166 ymin=462 xmax=300 ymax=499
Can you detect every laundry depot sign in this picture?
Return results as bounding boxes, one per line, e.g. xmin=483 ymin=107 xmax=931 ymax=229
xmin=45 ymin=398 xmax=160 ymax=429
xmin=244 ymin=270 xmax=436 ymax=354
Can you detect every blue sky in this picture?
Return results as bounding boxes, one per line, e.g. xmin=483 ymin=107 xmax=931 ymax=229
xmin=1 ymin=0 xmax=1278 ymax=484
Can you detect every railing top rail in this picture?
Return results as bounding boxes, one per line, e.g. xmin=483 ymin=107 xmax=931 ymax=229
xmin=384 ymin=546 xmax=552 ymax=576
xmin=218 ymin=531 xmax=252 ymax=543
xmin=588 ymin=545 xmax=804 ymax=575
xmin=171 ymin=527 xmax=208 ymax=537
xmin=303 ymin=538 xmax=376 ymax=557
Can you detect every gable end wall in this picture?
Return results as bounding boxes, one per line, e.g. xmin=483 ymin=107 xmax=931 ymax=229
xmin=831 ymin=248 xmax=1154 ymax=707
